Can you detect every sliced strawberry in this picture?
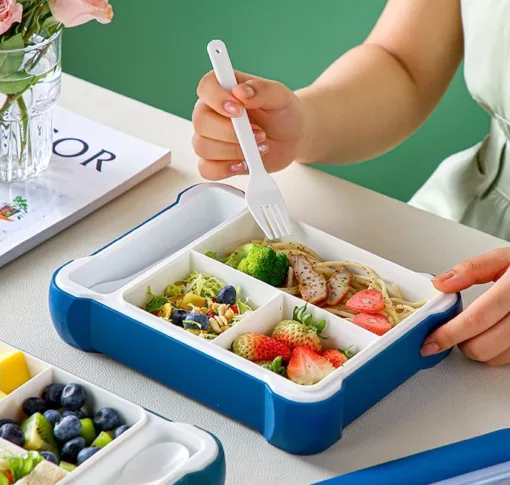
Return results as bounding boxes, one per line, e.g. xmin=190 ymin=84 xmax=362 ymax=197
xmin=352 ymin=313 xmax=391 ymax=336
xmin=321 ymin=349 xmax=349 ymax=368
xmin=346 ymin=289 xmax=385 ymax=314
xmin=287 ymin=346 xmax=335 ymax=385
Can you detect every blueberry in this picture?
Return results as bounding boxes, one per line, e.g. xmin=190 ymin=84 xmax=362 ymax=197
xmin=77 ymin=447 xmax=100 ymax=465
xmin=42 ymin=384 xmax=65 ymax=409
xmin=22 ymin=397 xmax=47 ymax=416
xmin=183 ymin=312 xmax=209 ymax=330
xmin=62 ymin=410 xmax=87 ymax=420
xmin=93 ymin=408 xmax=121 ymax=432
xmin=0 ymin=419 xmax=15 ymax=431
xmin=40 ymin=451 xmax=58 ymax=465
xmin=171 ymin=309 xmax=189 ymax=327
xmin=0 ymin=423 xmax=24 ymax=447
xmin=61 ymin=437 xmax=86 ymax=464
xmin=216 ymin=285 xmax=236 ymax=305
xmin=54 ymin=415 xmax=82 ymax=442
xmin=113 ymin=425 xmax=130 ymax=439
xmin=61 ymin=384 xmax=87 ymax=411
xmin=43 ymin=410 xmax=62 ymax=427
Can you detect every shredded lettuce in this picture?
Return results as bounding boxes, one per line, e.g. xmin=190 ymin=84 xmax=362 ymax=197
xmin=164 ymin=283 xmax=185 ymax=297
xmin=145 ymin=287 xmax=168 ymax=313
xmin=185 ymin=272 xmax=224 ymax=298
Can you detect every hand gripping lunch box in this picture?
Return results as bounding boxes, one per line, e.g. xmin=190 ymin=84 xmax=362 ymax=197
xmin=0 ymin=341 xmax=225 ymax=485
xmin=49 ymin=183 xmax=462 ymax=455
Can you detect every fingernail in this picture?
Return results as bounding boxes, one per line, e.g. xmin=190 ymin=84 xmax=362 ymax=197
xmin=420 ymin=342 xmax=440 ymax=357
xmin=238 ymin=83 xmax=255 ymax=98
xmin=254 ymin=130 xmax=266 ymax=143
xmin=224 ymin=101 xmax=241 ymax=116
xmin=433 ymin=272 xmax=455 ymax=283
xmin=230 ymin=161 xmax=247 ymax=173
xmin=258 ymin=144 xmax=269 ymax=154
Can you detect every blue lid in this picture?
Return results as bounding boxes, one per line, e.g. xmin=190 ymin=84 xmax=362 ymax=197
xmin=313 ymin=429 xmax=510 ymax=485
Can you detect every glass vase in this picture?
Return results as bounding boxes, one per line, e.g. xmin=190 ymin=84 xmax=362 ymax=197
xmin=0 ymin=29 xmax=62 ymax=184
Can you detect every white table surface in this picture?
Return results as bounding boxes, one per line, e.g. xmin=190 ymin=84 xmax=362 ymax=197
xmin=2 ymin=74 xmax=510 ymax=485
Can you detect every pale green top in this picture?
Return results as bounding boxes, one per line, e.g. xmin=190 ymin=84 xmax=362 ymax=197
xmin=409 ymin=0 xmax=510 ymax=240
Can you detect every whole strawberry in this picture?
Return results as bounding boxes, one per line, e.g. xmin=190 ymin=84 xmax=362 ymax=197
xmin=271 ymin=304 xmax=326 ymax=353
xmin=232 ymin=333 xmax=291 ymax=362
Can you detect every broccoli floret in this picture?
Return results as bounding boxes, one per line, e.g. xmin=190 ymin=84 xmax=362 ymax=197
xmin=224 ymin=244 xmax=255 ymax=269
xmin=236 ymin=244 xmax=289 ymax=286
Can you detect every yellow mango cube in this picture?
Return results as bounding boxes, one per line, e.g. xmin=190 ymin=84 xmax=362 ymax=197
xmin=0 ymin=350 xmax=30 ymax=394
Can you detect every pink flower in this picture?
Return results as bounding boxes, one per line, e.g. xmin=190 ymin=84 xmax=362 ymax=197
xmin=0 ymin=0 xmax=22 ymax=36
xmin=49 ymin=0 xmax=113 ymax=28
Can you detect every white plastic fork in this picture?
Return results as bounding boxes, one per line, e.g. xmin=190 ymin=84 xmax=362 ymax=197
xmin=207 ymin=39 xmax=292 ymax=240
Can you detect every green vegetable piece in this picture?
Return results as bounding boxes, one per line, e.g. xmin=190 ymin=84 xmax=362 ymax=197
xmin=144 ymin=287 xmax=167 ymax=313
xmin=184 ymin=272 xmax=224 ymax=298
xmin=234 ymin=244 xmax=289 ymax=287
xmin=164 ymin=283 xmax=185 ymax=297
xmin=205 ymin=251 xmax=218 ymax=260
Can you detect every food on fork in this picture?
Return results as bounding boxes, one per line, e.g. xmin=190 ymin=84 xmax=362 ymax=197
xmin=142 ymin=272 xmax=253 ymax=340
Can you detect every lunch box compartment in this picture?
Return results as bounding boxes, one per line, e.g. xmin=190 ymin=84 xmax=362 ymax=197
xmin=193 ymin=209 xmax=437 ymax=305
xmin=0 ymin=342 xmax=225 ymax=485
xmin=50 ymin=183 xmax=462 ymax=455
xmin=64 ymin=183 xmax=246 ymax=295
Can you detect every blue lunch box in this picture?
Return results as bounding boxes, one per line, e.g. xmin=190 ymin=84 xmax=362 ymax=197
xmin=49 ymin=183 xmax=462 ymax=455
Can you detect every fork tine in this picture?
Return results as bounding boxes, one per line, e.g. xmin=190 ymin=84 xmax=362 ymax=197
xmin=273 ymin=202 xmax=292 ymax=237
xmin=254 ymin=206 xmax=275 ymax=240
xmin=262 ymin=205 xmax=279 ymax=240
xmin=269 ymin=204 xmax=286 ymax=239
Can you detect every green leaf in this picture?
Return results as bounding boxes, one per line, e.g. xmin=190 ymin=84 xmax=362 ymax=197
xmin=0 ymin=34 xmax=25 ymax=78
xmin=144 ymin=286 xmax=168 ymax=313
xmin=41 ymin=15 xmax=60 ymax=31
xmin=0 ymin=72 xmax=33 ymax=95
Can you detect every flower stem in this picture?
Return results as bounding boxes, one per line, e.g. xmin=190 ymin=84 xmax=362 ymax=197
xmin=17 ymin=95 xmax=29 ymax=161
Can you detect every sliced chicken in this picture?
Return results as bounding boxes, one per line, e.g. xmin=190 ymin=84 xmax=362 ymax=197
xmin=288 ymin=253 xmax=327 ymax=305
xmin=326 ymin=267 xmax=352 ymax=306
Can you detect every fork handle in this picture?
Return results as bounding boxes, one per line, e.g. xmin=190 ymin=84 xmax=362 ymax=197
xmin=207 ymin=40 xmax=265 ymax=177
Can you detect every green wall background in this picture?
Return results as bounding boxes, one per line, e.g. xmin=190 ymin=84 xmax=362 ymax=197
xmin=62 ymin=0 xmax=489 ymax=202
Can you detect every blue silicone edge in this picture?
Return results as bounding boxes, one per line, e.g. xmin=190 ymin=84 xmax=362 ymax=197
xmin=312 ymin=429 xmax=510 ymax=485
xmin=49 ymin=184 xmax=463 ymax=455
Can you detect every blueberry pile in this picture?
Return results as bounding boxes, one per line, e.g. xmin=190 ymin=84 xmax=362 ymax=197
xmin=0 ymin=382 xmax=130 ymax=472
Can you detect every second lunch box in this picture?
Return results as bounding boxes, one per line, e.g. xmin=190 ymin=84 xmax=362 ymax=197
xmin=49 ymin=183 xmax=462 ymax=455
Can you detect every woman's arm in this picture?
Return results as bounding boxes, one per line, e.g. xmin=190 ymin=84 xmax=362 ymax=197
xmin=296 ymin=0 xmax=464 ymax=164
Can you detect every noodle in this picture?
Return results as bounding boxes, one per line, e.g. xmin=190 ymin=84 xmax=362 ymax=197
xmin=260 ymin=241 xmax=426 ymax=326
